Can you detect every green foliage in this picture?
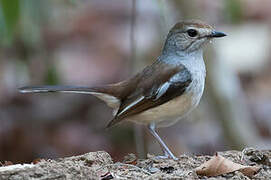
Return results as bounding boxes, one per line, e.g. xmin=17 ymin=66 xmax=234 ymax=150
xmin=45 ymin=64 xmax=59 ymax=85
xmin=0 ymin=0 xmax=20 ymax=44
xmin=225 ymin=0 xmax=243 ymax=23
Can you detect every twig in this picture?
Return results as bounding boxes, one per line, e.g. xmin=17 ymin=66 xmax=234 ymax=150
xmin=130 ymin=0 xmax=146 ymax=159
xmin=130 ymin=0 xmax=136 ymax=71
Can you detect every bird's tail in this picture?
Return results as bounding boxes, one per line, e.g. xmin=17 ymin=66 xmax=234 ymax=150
xmin=19 ymin=85 xmax=121 ymax=110
xmin=19 ymin=85 xmax=95 ymax=94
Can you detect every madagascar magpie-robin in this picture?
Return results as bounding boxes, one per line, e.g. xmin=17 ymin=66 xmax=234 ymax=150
xmin=19 ymin=20 xmax=226 ymax=160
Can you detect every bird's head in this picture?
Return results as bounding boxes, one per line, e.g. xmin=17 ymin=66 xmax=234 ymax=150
xmin=163 ymin=20 xmax=226 ymax=54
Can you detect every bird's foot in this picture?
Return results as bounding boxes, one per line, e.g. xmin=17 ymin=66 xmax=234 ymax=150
xmin=168 ymin=155 xmax=178 ymax=161
xmin=153 ymin=155 xmax=178 ymax=161
xmin=164 ymin=150 xmax=178 ymax=160
xmin=152 ymin=152 xmax=178 ymax=160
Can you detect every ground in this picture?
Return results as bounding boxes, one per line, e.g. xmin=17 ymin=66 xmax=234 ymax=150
xmin=0 ymin=148 xmax=270 ymax=179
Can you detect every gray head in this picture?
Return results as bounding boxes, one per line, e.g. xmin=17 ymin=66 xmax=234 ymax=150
xmin=163 ymin=20 xmax=226 ymax=55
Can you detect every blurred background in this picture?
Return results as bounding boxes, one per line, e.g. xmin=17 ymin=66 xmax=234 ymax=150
xmin=0 ymin=0 xmax=271 ymax=163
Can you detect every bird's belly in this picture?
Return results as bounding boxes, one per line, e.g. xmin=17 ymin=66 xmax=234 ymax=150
xmin=126 ymin=66 xmax=205 ymax=127
xmin=128 ymin=91 xmax=201 ymax=127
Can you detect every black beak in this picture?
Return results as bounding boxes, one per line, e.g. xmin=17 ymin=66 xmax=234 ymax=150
xmin=208 ymin=31 xmax=227 ymax=38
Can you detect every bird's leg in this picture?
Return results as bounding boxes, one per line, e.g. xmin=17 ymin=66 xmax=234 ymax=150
xmin=147 ymin=123 xmax=178 ymax=160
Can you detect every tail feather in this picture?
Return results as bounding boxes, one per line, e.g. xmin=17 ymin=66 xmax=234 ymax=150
xmin=19 ymin=85 xmax=121 ymax=110
xmin=19 ymin=85 xmax=94 ymax=94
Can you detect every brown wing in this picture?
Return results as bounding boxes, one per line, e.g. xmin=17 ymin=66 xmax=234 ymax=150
xmin=106 ymin=61 xmax=192 ymax=128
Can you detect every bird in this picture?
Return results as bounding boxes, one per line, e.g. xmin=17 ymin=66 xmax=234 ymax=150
xmin=19 ymin=20 xmax=226 ymax=160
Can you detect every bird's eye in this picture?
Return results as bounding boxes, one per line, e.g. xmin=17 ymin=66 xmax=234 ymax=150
xmin=187 ymin=29 xmax=198 ymax=37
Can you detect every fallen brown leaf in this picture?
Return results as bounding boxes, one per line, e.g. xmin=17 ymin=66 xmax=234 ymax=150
xmin=32 ymin=158 xmax=42 ymax=164
xmin=195 ymin=153 xmax=260 ymax=177
xmin=4 ymin=161 xmax=13 ymax=166
xmin=123 ymin=153 xmax=137 ymax=165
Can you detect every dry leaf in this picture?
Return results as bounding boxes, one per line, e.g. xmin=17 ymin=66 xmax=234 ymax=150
xmin=123 ymin=153 xmax=137 ymax=165
xmin=195 ymin=153 xmax=260 ymax=177
xmin=4 ymin=161 xmax=13 ymax=166
xmin=32 ymin=158 xmax=42 ymax=164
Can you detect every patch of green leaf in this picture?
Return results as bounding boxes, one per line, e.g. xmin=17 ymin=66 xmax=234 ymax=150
xmin=0 ymin=0 xmax=20 ymax=43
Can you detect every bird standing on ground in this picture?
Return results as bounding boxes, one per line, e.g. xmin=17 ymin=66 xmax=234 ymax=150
xmin=19 ymin=20 xmax=226 ymax=160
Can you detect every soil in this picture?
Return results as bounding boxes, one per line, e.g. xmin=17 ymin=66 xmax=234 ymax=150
xmin=0 ymin=148 xmax=270 ymax=179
